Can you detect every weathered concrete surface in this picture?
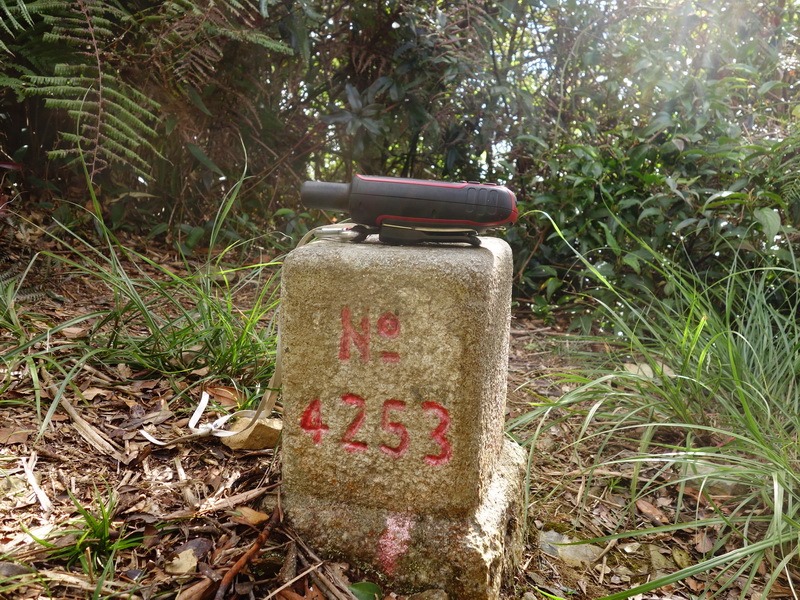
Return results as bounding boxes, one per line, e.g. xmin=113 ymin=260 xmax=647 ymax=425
xmin=285 ymin=439 xmax=526 ymax=599
xmin=279 ymin=237 xmax=524 ymax=598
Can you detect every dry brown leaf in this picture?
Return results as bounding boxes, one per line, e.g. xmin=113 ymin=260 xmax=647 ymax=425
xmin=59 ymin=398 xmax=127 ymax=463
xmin=635 ymin=498 xmax=667 ymax=525
xmin=655 ymin=495 xmax=672 ymax=508
xmin=131 ymin=379 xmax=161 ymax=391
xmin=165 ymin=539 xmax=212 ymax=576
xmin=177 ymin=538 xmax=213 ymax=559
xmin=672 ymin=546 xmax=692 ymax=569
xmin=165 ymin=549 xmax=198 ymax=575
xmin=0 ymin=427 xmax=30 ymax=445
xmin=60 ymin=326 xmax=88 ymax=339
xmin=22 ymin=452 xmax=52 ymax=513
xmin=221 ymin=417 xmax=282 ymax=450
xmin=621 ymin=542 xmax=641 ymax=554
xmin=694 ymin=530 xmax=714 ymax=553
xmin=82 ymin=387 xmax=111 ymax=401
xmin=36 ymin=569 xmax=139 ymax=595
xmin=116 ymin=364 xmax=133 ymax=379
xmin=686 ymin=577 xmax=706 ymax=592
xmin=231 ymin=506 xmax=270 ymax=526
xmin=205 ymin=385 xmax=243 ymax=407
xmin=622 ymin=361 xmax=676 ymax=379
xmin=306 ymin=586 xmax=325 ymax=600
xmin=176 ymin=577 xmax=217 ymax=600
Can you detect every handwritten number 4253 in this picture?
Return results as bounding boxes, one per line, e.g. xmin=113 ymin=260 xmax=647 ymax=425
xmin=299 ymin=395 xmax=452 ymax=466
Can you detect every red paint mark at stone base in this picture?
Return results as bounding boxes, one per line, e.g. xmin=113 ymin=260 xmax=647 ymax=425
xmin=377 ymin=513 xmax=415 ymax=575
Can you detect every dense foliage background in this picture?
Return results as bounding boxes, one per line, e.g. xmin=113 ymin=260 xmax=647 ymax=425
xmin=1 ymin=0 xmax=799 ymax=310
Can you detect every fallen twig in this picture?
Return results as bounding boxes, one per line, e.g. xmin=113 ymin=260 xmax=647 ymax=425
xmin=213 ymin=507 xmax=282 ymax=600
xmin=264 ymin=561 xmax=324 ymax=599
xmin=286 ymin=528 xmax=356 ymax=600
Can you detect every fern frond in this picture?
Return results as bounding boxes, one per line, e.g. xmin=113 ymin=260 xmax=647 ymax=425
xmin=210 ymin=26 xmax=293 ymax=53
xmin=1 ymin=5 xmax=22 ymax=35
xmin=777 ymin=163 xmax=800 ymax=206
xmin=0 ymin=0 xmax=39 ymax=34
xmin=155 ymin=0 xmax=290 ymax=90
xmin=4 ymin=0 xmax=295 ymax=201
xmin=18 ymin=0 xmax=161 ymax=181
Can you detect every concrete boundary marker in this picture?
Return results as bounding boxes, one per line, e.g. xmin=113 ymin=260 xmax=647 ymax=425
xmin=280 ymin=237 xmax=525 ymax=599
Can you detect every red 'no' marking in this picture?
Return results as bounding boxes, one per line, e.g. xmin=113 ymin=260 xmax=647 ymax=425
xmin=339 ymin=306 xmax=370 ymax=362
xmin=377 ymin=312 xmax=400 ymax=338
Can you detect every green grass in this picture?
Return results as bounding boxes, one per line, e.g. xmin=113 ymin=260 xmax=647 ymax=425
xmin=0 ymin=172 xmax=283 ymax=597
xmin=509 ymin=218 xmax=800 ymax=598
xmin=47 ymin=216 xmax=281 ymax=380
xmin=30 ymin=487 xmax=142 ymax=577
xmin=0 ymin=173 xmax=282 ymax=437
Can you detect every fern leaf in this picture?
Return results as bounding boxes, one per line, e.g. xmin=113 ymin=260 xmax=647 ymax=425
xmin=100 ymin=78 xmax=159 ymax=112
xmin=1 ymin=5 xmax=22 ymax=35
xmin=211 ymin=26 xmax=293 ymax=53
xmin=156 ymin=0 xmax=290 ymax=89
xmin=16 ymin=0 xmax=34 ymax=27
xmin=19 ymin=0 xmax=160 ymax=181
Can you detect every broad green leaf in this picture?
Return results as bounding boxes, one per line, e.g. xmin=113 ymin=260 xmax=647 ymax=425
xmin=754 ymin=207 xmax=781 ymax=242
xmin=345 ymin=84 xmax=362 ymax=111
xmin=638 ymin=207 xmax=663 ymax=224
xmin=516 ymin=134 xmax=547 ymax=148
xmin=757 ymin=80 xmax=785 ymax=96
xmin=545 ymin=276 xmax=562 ymax=299
xmin=349 ymin=581 xmax=382 ymax=600
xmin=187 ymin=143 xmax=224 ymax=177
xmin=187 ymin=88 xmax=213 ymax=117
xmin=185 ymin=225 xmax=206 ymax=249
xmin=598 ymin=222 xmax=620 ymax=255
xmin=622 ymin=252 xmax=641 ymax=274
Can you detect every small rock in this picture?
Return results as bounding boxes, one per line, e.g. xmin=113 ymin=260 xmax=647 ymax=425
xmin=0 ymin=561 xmax=36 ymax=577
xmin=539 ymin=530 xmax=603 ymax=567
xmin=221 ymin=417 xmax=282 ymax=450
xmin=672 ymin=546 xmax=692 ymax=569
xmin=681 ymin=461 xmax=751 ymax=496
xmin=647 ymin=544 xmax=675 ymax=578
